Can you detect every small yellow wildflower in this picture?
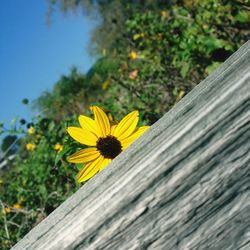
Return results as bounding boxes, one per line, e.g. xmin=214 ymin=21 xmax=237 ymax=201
xmin=0 ymin=179 xmax=3 ymax=185
xmin=3 ymin=207 xmax=11 ymax=214
xmin=133 ymin=33 xmax=145 ymax=40
xmin=178 ymin=90 xmax=185 ymax=99
xmin=129 ymin=51 xmax=137 ymax=60
xmin=129 ymin=69 xmax=139 ymax=80
xmin=67 ymin=106 xmax=149 ymax=183
xmin=26 ymin=143 xmax=36 ymax=151
xmin=101 ymin=79 xmax=110 ymax=90
xmin=54 ymin=143 xmax=63 ymax=152
xmin=161 ymin=10 xmax=168 ymax=18
xmin=13 ymin=203 xmax=22 ymax=209
xmin=28 ymin=126 xmax=35 ymax=135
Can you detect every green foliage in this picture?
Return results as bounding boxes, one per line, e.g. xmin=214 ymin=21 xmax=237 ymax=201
xmin=33 ymin=61 xmax=120 ymax=120
xmin=0 ymin=117 xmax=79 ymax=249
xmin=34 ymin=67 xmax=99 ymax=120
xmin=92 ymin=0 xmax=249 ymax=123
xmin=1 ymin=0 xmax=249 ymax=248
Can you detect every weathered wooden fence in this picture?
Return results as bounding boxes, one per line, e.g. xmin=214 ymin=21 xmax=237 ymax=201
xmin=12 ymin=41 xmax=250 ymax=250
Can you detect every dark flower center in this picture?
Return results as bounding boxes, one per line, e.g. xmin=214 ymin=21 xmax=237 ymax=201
xmin=96 ymin=135 xmax=122 ymax=159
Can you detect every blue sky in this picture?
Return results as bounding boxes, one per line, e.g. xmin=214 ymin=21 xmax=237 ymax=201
xmin=0 ymin=0 xmax=97 ymax=128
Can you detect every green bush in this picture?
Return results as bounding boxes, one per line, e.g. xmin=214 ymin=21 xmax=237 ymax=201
xmin=0 ymin=116 xmax=80 ymax=248
xmin=99 ymin=0 xmax=249 ymax=123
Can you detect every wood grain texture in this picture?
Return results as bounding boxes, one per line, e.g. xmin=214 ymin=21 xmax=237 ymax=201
xmin=12 ymin=41 xmax=250 ymax=250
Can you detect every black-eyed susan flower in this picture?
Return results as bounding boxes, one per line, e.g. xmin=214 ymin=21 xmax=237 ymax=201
xmin=26 ymin=143 xmax=36 ymax=151
xmin=67 ymin=106 xmax=149 ymax=183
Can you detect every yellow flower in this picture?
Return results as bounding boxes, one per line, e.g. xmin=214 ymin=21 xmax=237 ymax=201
xmin=3 ymin=207 xmax=10 ymax=214
xmin=28 ymin=126 xmax=35 ymax=135
xmin=26 ymin=143 xmax=36 ymax=151
xmin=129 ymin=69 xmax=139 ymax=80
xmin=129 ymin=51 xmax=137 ymax=60
xmin=54 ymin=143 xmax=63 ymax=152
xmin=101 ymin=79 xmax=110 ymax=90
xmin=67 ymin=106 xmax=149 ymax=183
xmin=13 ymin=203 xmax=22 ymax=209
xmin=161 ymin=10 xmax=168 ymax=18
xmin=133 ymin=33 xmax=145 ymax=40
xmin=178 ymin=90 xmax=186 ymax=99
xmin=0 ymin=179 xmax=3 ymax=185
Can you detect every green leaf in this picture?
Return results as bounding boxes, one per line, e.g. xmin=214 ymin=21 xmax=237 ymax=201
xmin=76 ymin=163 xmax=83 ymax=171
xmin=235 ymin=11 xmax=250 ymax=23
xmin=180 ymin=62 xmax=190 ymax=78
xmin=39 ymin=185 xmax=48 ymax=200
xmin=133 ymin=33 xmax=141 ymax=40
xmin=205 ymin=62 xmax=221 ymax=75
xmin=204 ymin=37 xmax=226 ymax=51
xmin=172 ymin=87 xmax=179 ymax=97
xmin=55 ymin=146 xmax=70 ymax=165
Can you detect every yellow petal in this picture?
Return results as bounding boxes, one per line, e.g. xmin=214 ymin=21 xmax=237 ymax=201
xmin=121 ymin=126 xmax=149 ymax=150
xmin=67 ymin=147 xmax=100 ymax=163
xmin=78 ymin=115 xmax=101 ymax=137
xmin=67 ymin=127 xmax=98 ymax=146
xmin=77 ymin=156 xmax=104 ymax=183
xmin=90 ymin=106 xmax=110 ymax=137
xmin=99 ymin=158 xmax=112 ymax=171
xmin=110 ymin=125 xmax=117 ymax=135
xmin=113 ymin=111 xmax=139 ymax=140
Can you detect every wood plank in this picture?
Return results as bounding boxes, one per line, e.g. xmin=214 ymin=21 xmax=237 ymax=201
xmin=12 ymin=41 xmax=250 ymax=250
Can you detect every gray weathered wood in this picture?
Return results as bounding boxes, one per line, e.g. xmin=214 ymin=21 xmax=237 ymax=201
xmin=12 ymin=41 xmax=250 ymax=250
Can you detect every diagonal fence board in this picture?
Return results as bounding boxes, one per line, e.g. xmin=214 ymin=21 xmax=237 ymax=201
xmin=12 ymin=41 xmax=250 ymax=250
